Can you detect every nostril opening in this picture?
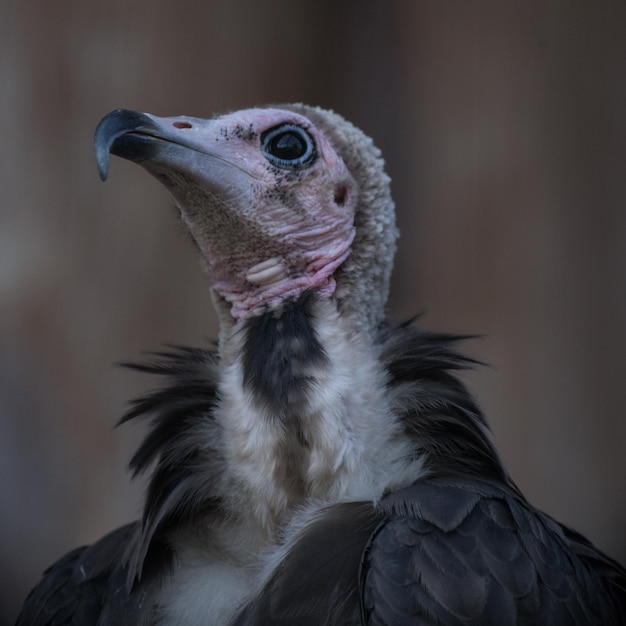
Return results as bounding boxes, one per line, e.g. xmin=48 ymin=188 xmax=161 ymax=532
xmin=173 ymin=121 xmax=192 ymax=129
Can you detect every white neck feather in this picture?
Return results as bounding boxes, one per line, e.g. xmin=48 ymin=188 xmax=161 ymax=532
xmin=217 ymin=298 xmax=425 ymax=531
xmin=160 ymin=298 xmax=426 ymax=625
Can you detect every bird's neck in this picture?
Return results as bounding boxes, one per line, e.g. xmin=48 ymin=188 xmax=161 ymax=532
xmin=215 ymin=293 xmax=424 ymax=532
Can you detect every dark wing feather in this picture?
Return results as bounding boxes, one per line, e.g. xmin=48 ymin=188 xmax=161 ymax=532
xmin=16 ymin=523 xmax=158 ymax=626
xmin=361 ymin=479 xmax=626 ymax=625
xmin=231 ymin=502 xmax=384 ymax=626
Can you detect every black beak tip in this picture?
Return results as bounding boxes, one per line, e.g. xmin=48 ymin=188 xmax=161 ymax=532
xmin=94 ymin=109 xmax=157 ymax=182
xmin=95 ymin=147 xmax=109 ymax=181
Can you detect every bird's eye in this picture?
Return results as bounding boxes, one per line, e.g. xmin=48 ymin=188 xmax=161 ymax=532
xmin=261 ymin=124 xmax=316 ymax=168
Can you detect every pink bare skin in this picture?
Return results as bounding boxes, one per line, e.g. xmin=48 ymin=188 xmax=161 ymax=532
xmin=123 ymin=108 xmax=357 ymax=320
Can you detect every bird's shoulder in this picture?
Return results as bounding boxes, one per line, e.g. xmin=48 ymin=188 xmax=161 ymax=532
xmin=362 ymin=477 xmax=626 ymax=625
xmin=16 ymin=523 xmax=153 ymax=626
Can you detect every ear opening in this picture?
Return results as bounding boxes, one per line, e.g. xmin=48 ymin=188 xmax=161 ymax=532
xmin=333 ymin=184 xmax=349 ymax=207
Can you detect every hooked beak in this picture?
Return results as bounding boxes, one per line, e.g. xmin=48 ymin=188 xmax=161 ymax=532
xmin=94 ymin=109 xmax=162 ymax=181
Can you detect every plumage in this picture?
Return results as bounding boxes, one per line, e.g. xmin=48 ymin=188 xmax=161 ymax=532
xmin=18 ymin=104 xmax=625 ymax=625
xmin=364 ymin=479 xmax=625 ymax=625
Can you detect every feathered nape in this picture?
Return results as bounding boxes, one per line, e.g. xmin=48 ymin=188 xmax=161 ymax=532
xmin=118 ymin=318 xmax=512 ymax=589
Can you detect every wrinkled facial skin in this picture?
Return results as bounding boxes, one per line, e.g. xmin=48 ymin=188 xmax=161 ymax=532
xmin=97 ymin=108 xmax=357 ymax=320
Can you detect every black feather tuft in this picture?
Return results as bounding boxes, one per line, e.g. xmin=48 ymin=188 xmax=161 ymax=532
xmin=119 ymin=346 xmax=221 ymax=475
xmin=118 ymin=346 xmax=226 ymax=586
xmin=378 ymin=321 xmax=511 ymax=486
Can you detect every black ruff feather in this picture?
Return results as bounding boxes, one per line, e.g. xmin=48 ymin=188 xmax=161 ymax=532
xmin=118 ymin=345 xmax=226 ymax=585
xmin=378 ymin=320 xmax=511 ymax=486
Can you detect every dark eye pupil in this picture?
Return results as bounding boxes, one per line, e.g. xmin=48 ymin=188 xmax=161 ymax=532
xmin=261 ymin=124 xmax=315 ymax=168
xmin=269 ymin=132 xmax=306 ymax=160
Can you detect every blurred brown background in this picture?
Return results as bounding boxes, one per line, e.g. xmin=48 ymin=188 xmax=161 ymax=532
xmin=2 ymin=1 xmax=626 ymax=622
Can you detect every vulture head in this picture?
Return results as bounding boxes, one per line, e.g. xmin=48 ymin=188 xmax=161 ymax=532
xmin=95 ymin=105 xmax=397 ymax=335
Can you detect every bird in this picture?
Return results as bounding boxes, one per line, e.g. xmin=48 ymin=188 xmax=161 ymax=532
xmin=17 ymin=104 xmax=626 ymax=625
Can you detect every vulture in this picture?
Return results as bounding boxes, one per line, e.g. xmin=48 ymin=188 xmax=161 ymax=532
xmin=18 ymin=104 xmax=625 ymax=625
